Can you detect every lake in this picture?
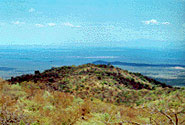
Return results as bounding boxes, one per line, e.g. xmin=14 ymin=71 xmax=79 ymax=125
xmin=0 ymin=46 xmax=184 ymax=86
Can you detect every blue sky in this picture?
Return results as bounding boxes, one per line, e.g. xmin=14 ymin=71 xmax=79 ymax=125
xmin=0 ymin=0 xmax=184 ymax=48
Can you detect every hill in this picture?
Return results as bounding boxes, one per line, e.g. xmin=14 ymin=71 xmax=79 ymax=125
xmin=8 ymin=64 xmax=173 ymax=104
xmin=0 ymin=64 xmax=184 ymax=124
xmin=8 ymin=63 xmax=172 ymax=90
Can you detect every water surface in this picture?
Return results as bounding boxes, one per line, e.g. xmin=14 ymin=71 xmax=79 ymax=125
xmin=0 ymin=46 xmax=184 ymax=86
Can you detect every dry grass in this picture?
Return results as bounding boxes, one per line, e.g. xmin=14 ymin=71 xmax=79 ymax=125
xmin=0 ymin=64 xmax=184 ymax=124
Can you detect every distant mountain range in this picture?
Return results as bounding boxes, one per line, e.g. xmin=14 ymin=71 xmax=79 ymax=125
xmin=93 ymin=60 xmax=185 ymax=68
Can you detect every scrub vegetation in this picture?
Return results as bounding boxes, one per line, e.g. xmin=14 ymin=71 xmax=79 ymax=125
xmin=0 ymin=64 xmax=184 ymax=124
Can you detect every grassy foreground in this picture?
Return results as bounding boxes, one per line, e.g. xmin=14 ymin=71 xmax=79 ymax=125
xmin=0 ymin=64 xmax=184 ymax=124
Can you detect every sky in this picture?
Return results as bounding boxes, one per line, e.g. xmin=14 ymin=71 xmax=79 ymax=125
xmin=0 ymin=0 xmax=184 ymax=48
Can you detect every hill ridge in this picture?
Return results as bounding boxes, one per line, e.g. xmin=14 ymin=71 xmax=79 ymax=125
xmin=8 ymin=63 xmax=172 ymax=90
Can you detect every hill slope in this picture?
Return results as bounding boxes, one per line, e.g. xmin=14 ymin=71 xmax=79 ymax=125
xmin=0 ymin=64 xmax=184 ymax=124
xmin=9 ymin=63 xmax=171 ymax=90
xmin=8 ymin=64 xmax=173 ymax=104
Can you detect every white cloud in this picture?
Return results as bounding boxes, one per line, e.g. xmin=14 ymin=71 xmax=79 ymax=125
xmin=48 ymin=23 xmax=56 ymax=27
xmin=12 ymin=21 xmax=25 ymax=25
xmin=142 ymin=19 xmax=170 ymax=25
xmin=161 ymin=22 xmax=170 ymax=25
xmin=29 ymin=8 xmax=35 ymax=13
xmin=62 ymin=22 xmax=81 ymax=28
xmin=142 ymin=19 xmax=159 ymax=25
xmin=35 ymin=24 xmax=44 ymax=27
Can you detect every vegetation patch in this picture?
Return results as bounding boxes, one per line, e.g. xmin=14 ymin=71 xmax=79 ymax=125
xmin=0 ymin=64 xmax=184 ymax=124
